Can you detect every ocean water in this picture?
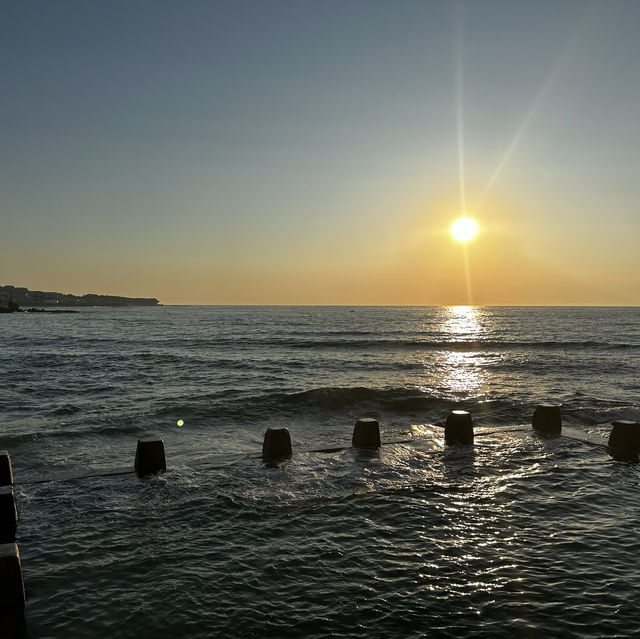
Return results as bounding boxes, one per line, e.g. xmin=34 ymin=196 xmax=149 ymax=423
xmin=1 ymin=305 xmax=639 ymax=638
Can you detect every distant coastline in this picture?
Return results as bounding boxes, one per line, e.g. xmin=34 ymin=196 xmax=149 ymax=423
xmin=0 ymin=284 xmax=160 ymax=311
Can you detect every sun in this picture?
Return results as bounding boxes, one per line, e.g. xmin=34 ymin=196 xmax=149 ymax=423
xmin=451 ymin=217 xmax=478 ymax=242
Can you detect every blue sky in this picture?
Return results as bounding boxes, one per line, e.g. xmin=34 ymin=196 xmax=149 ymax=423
xmin=2 ymin=0 xmax=638 ymax=304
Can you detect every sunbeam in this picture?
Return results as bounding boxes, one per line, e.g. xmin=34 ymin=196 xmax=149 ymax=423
xmin=463 ymin=244 xmax=473 ymax=305
xmin=454 ymin=1 xmax=466 ymax=214
xmin=478 ymin=5 xmax=596 ymax=202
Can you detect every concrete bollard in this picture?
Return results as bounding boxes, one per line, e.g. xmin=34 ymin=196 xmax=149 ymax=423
xmin=0 ymin=609 xmax=26 ymax=638
xmin=444 ymin=410 xmax=474 ymax=445
xmin=352 ymin=418 xmax=381 ymax=448
xmin=0 ymin=543 xmax=25 ymax=611
xmin=608 ymin=420 xmax=640 ymax=460
xmin=532 ymin=404 xmax=562 ymax=435
xmin=262 ymin=428 xmax=292 ymax=459
xmin=0 ymin=451 xmax=13 ymax=486
xmin=134 ymin=439 xmax=166 ymax=476
xmin=0 ymin=488 xmax=17 ymax=544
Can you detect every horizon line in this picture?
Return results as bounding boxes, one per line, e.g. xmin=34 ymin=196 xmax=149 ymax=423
xmin=159 ymin=303 xmax=640 ymax=308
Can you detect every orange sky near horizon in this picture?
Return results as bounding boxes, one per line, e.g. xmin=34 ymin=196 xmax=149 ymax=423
xmin=7 ymin=186 xmax=636 ymax=307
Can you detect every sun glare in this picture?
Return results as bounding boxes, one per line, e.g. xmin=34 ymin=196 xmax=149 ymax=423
xmin=451 ymin=217 xmax=478 ymax=242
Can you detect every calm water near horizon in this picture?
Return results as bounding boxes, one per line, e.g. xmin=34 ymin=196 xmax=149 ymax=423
xmin=2 ymin=306 xmax=640 ymax=638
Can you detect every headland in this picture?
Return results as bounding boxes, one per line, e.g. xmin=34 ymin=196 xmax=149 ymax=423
xmin=0 ymin=285 xmax=159 ymax=312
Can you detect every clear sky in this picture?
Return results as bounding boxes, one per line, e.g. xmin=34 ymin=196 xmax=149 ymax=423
xmin=2 ymin=0 xmax=638 ymax=305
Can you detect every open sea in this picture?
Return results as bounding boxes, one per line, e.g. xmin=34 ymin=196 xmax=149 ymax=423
xmin=1 ymin=305 xmax=640 ymax=638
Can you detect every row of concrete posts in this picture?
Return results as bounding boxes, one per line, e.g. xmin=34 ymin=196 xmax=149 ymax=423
xmin=1 ymin=409 xmax=639 ymax=618
xmin=132 ymin=408 xmax=640 ymax=470
xmin=262 ymin=407 xmax=640 ymax=459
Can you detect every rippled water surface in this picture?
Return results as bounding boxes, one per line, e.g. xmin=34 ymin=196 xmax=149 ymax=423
xmin=1 ymin=306 xmax=639 ymax=637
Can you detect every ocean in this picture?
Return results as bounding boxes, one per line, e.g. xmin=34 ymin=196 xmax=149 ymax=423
xmin=1 ymin=305 xmax=639 ymax=638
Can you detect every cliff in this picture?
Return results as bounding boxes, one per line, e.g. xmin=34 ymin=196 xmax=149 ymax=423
xmin=0 ymin=285 xmax=160 ymax=308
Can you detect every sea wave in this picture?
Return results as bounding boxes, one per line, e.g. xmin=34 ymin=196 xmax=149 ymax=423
xmin=149 ymin=385 xmax=529 ymax=427
xmin=146 ymin=384 xmax=640 ymax=434
xmin=139 ymin=336 xmax=640 ymax=351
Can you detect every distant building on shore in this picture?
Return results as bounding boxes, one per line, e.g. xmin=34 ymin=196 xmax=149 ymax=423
xmin=0 ymin=285 xmax=160 ymax=308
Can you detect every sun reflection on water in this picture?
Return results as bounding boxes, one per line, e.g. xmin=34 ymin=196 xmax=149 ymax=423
xmin=409 ymin=431 xmax=549 ymax=600
xmin=426 ymin=306 xmax=492 ymax=398
xmin=441 ymin=305 xmax=482 ymax=339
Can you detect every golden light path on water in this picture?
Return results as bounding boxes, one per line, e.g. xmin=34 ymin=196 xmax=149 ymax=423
xmin=407 ymin=305 xmax=551 ymax=601
xmin=429 ymin=306 xmax=489 ymax=397
xmin=393 ymin=438 xmax=547 ymax=599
